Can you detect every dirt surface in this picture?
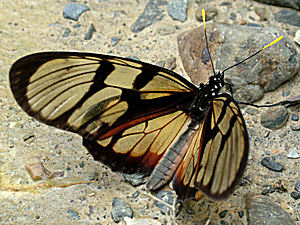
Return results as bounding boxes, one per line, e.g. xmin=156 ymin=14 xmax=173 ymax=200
xmin=0 ymin=1 xmax=299 ymax=224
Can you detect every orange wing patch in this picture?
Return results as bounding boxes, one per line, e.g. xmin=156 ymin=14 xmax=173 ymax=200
xmin=84 ymin=111 xmax=190 ymax=173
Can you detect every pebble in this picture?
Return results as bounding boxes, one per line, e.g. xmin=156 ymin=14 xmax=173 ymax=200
xmin=246 ymin=23 xmax=261 ymax=27
xmin=261 ymin=185 xmax=275 ymax=195
xmin=246 ymin=196 xmax=295 ymax=224
xmin=167 ymin=0 xmax=188 ymax=22
xmin=260 ymin=106 xmax=289 ymax=130
xmin=88 ymin=172 xmax=99 ymax=181
xmin=122 ymin=173 xmax=146 ymax=186
xmin=84 ymin=24 xmax=96 ymax=40
xmin=274 ymin=9 xmax=300 ymax=27
xmin=220 ymin=221 xmax=229 ymax=225
xmin=287 ymin=150 xmax=299 ymax=159
xmin=63 ymin=3 xmax=90 ymax=21
xmin=219 ymin=210 xmax=228 ymax=218
xmin=25 ymin=162 xmax=50 ymax=181
xmin=157 ymin=24 xmax=175 ymax=36
xmin=234 ymin=85 xmax=264 ymax=103
xmin=165 ymin=57 xmax=177 ymax=70
xmin=62 ymin=28 xmax=71 ymax=37
xmin=23 ymin=133 xmax=35 ymax=142
xmin=253 ymin=0 xmax=300 ymax=10
xmin=295 ymin=181 xmax=300 ymax=192
xmin=261 ymin=157 xmax=284 ymax=172
xmin=294 ymin=30 xmax=300 ymax=46
xmin=131 ymin=191 xmax=140 ymax=199
xmin=155 ymin=191 xmax=174 ymax=213
xmin=282 ymin=91 xmax=290 ymax=97
xmin=290 ymin=125 xmax=300 ymax=131
xmin=290 ymin=191 xmax=300 ymax=200
xmin=67 ymin=209 xmax=80 ymax=220
xmin=111 ymin=198 xmax=133 ymax=223
xmin=230 ymin=12 xmax=236 ymax=21
xmin=195 ymin=7 xmax=217 ymax=22
xmin=291 ymin=113 xmax=299 ymax=121
xmin=131 ymin=0 xmax=166 ymax=33
xmin=238 ymin=211 xmax=244 ymax=218
xmin=111 ymin=36 xmax=120 ymax=46
xmin=246 ymin=108 xmax=258 ymax=115
xmin=254 ymin=6 xmax=268 ymax=21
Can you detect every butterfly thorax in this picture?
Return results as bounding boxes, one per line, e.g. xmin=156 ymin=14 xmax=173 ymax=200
xmin=189 ymin=72 xmax=225 ymax=122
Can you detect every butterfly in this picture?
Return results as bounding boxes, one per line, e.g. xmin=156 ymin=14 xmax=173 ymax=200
xmin=9 ymin=10 xmax=283 ymax=200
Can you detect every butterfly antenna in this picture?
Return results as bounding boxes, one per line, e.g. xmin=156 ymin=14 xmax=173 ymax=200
xmin=222 ymin=35 xmax=283 ymax=74
xmin=202 ymin=9 xmax=216 ymax=76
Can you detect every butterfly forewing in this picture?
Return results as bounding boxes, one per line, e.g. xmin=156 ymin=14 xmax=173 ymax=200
xmin=9 ymin=52 xmax=196 ymax=141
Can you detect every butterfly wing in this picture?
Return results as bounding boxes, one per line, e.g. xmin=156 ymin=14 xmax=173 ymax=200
xmin=9 ymin=52 xmax=197 ymax=173
xmin=172 ymin=93 xmax=249 ymax=200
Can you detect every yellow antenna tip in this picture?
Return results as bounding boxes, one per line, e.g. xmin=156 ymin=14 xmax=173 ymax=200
xmin=262 ymin=35 xmax=283 ymax=50
xmin=202 ymin=9 xmax=206 ymax=29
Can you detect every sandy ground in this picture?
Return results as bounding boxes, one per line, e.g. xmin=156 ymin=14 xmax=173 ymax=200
xmin=0 ymin=1 xmax=299 ymax=224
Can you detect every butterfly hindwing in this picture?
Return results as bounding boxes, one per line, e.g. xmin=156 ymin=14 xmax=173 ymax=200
xmin=172 ymin=93 xmax=249 ymax=200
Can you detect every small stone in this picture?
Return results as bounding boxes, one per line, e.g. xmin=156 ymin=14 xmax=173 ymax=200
xmin=156 ymin=60 xmax=165 ymax=68
xmin=261 ymin=157 xmax=284 ymax=172
xmin=165 ymin=57 xmax=176 ymax=70
xmin=290 ymin=125 xmax=300 ymax=131
xmin=274 ymin=9 xmax=300 ymax=27
xmin=111 ymin=36 xmax=120 ymax=46
xmin=238 ymin=211 xmax=244 ymax=218
xmin=62 ymin=28 xmax=71 ymax=37
xmin=246 ymin=107 xmax=258 ymax=115
xmin=79 ymin=161 xmax=84 ymax=168
xmin=219 ymin=210 xmax=228 ymax=218
xmin=130 ymin=0 xmax=166 ymax=33
xmin=157 ymin=24 xmax=175 ymax=36
xmin=111 ymin=198 xmax=133 ymax=223
xmin=287 ymin=150 xmax=299 ymax=159
xmin=291 ymin=113 xmax=299 ymax=121
xmin=294 ymin=30 xmax=300 ymax=46
xmin=184 ymin=204 xmax=194 ymax=214
xmin=79 ymin=196 xmax=86 ymax=201
xmin=67 ymin=209 xmax=80 ymax=219
xmin=167 ymin=0 xmax=188 ymax=22
xmin=254 ymin=6 xmax=268 ymax=21
xmin=123 ymin=173 xmax=146 ymax=186
xmin=246 ymin=196 xmax=295 ymax=224
xmin=220 ymin=220 xmax=229 ymax=225
xmin=261 ymin=106 xmax=289 ymax=130
xmin=195 ymin=7 xmax=217 ymax=22
xmin=131 ymin=191 xmax=140 ymax=199
xmin=25 ymin=162 xmax=50 ymax=181
xmin=282 ymin=91 xmax=290 ymax=97
xmin=88 ymin=172 xmax=99 ymax=181
xmin=84 ymin=24 xmax=96 ymax=40
xmin=23 ymin=133 xmax=35 ymax=142
xmin=155 ymin=191 xmax=174 ymax=213
xmin=290 ymin=191 xmax=300 ymax=200
xmin=247 ymin=23 xmax=261 ymax=27
xmin=63 ymin=3 xmax=90 ymax=21
xmin=261 ymin=188 xmax=270 ymax=195
xmin=253 ymin=0 xmax=300 ymax=10
xmin=229 ymin=12 xmax=236 ymax=21
xmin=295 ymin=181 xmax=300 ymax=192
